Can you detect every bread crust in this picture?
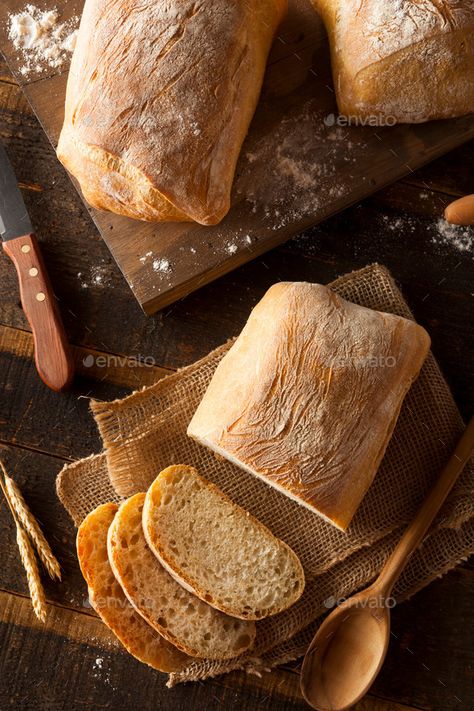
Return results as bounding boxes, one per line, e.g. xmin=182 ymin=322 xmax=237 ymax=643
xmin=77 ymin=503 xmax=189 ymax=672
xmin=187 ymin=282 xmax=431 ymax=531
xmin=143 ymin=465 xmax=305 ymax=620
xmin=311 ymin=0 xmax=474 ymax=123
xmin=57 ymin=0 xmax=287 ymax=224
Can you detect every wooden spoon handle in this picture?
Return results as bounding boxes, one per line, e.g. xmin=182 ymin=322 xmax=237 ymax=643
xmin=3 ymin=233 xmax=74 ymax=392
xmin=376 ymin=418 xmax=474 ymax=596
xmin=444 ymin=194 xmax=474 ymax=225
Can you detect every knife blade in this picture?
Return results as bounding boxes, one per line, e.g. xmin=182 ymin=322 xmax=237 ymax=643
xmin=0 ymin=144 xmax=33 ymax=240
xmin=0 ymin=142 xmax=74 ymax=391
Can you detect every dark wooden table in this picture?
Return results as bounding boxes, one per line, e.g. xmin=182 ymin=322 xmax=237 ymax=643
xmin=0 ymin=55 xmax=472 ymax=711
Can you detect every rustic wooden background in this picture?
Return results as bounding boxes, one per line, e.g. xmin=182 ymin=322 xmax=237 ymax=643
xmin=0 ymin=53 xmax=473 ymax=710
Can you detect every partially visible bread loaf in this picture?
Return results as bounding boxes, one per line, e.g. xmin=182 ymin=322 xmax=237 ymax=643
xmin=311 ymin=0 xmax=474 ymax=123
xmin=57 ymin=0 xmax=287 ymax=224
xmin=107 ymin=493 xmax=256 ymax=659
xmin=187 ymin=282 xmax=431 ymax=531
xmin=143 ymin=465 xmax=305 ymax=620
xmin=77 ymin=503 xmax=188 ymax=672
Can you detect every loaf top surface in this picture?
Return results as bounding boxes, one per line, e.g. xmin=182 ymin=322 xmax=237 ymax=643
xmin=187 ymin=282 xmax=431 ymax=530
xmin=59 ymin=0 xmax=286 ymax=224
xmin=316 ymin=0 xmax=474 ymax=73
xmin=76 ymin=502 xmax=189 ymax=672
xmin=143 ymin=465 xmax=305 ymax=620
xmin=107 ymin=493 xmax=256 ymax=660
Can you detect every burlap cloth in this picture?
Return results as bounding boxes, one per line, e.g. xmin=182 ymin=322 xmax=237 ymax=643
xmin=57 ymin=263 xmax=474 ymax=686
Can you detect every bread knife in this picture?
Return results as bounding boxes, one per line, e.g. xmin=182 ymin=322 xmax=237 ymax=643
xmin=0 ymin=142 xmax=74 ymax=391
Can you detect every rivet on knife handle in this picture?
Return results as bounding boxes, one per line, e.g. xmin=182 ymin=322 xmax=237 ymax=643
xmin=3 ymin=233 xmax=74 ymax=392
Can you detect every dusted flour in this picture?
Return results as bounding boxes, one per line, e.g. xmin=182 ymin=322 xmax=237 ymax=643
xmin=8 ymin=4 xmax=78 ymax=77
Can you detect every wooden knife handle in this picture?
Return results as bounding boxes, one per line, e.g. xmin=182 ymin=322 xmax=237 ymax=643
xmin=3 ymin=233 xmax=74 ymax=391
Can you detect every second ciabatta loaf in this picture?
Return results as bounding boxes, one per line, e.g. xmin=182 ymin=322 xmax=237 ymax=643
xmin=187 ymin=282 xmax=431 ymax=531
xmin=143 ymin=465 xmax=305 ymax=620
xmin=57 ymin=0 xmax=286 ymax=225
xmin=311 ymin=0 xmax=474 ymax=123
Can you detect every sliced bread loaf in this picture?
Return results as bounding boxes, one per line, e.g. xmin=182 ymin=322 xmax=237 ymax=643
xmin=107 ymin=493 xmax=256 ymax=660
xmin=143 ymin=465 xmax=305 ymax=620
xmin=77 ymin=502 xmax=188 ymax=672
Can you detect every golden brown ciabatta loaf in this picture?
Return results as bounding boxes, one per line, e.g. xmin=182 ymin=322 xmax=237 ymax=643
xmin=187 ymin=282 xmax=431 ymax=531
xmin=57 ymin=0 xmax=287 ymax=225
xmin=143 ymin=465 xmax=305 ymax=620
xmin=311 ymin=0 xmax=474 ymax=124
xmin=107 ymin=493 xmax=256 ymax=660
xmin=76 ymin=503 xmax=189 ymax=672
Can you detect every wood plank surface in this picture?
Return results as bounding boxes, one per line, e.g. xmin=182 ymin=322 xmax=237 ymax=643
xmin=0 ymin=48 xmax=473 ymax=711
xmin=1 ymin=589 xmax=430 ymax=711
xmin=0 ymin=0 xmax=473 ymax=312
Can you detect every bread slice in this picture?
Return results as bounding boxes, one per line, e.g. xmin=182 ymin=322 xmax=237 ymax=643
xmin=107 ymin=493 xmax=255 ymax=660
xmin=77 ymin=503 xmax=188 ymax=672
xmin=143 ymin=465 xmax=305 ymax=620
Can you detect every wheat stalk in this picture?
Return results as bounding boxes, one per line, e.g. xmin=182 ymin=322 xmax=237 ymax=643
xmin=0 ymin=461 xmax=61 ymax=581
xmin=16 ymin=524 xmax=47 ymax=623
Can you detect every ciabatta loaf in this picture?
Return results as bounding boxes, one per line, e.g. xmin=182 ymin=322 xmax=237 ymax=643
xmin=107 ymin=493 xmax=256 ymax=659
xmin=77 ymin=503 xmax=188 ymax=672
xmin=143 ymin=465 xmax=305 ymax=620
xmin=57 ymin=0 xmax=286 ymax=225
xmin=187 ymin=282 xmax=431 ymax=531
xmin=311 ymin=0 xmax=474 ymax=123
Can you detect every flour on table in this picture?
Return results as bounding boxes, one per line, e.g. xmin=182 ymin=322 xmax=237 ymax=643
xmin=78 ymin=264 xmax=113 ymax=289
xmin=153 ymin=258 xmax=172 ymax=274
xmin=139 ymin=251 xmax=153 ymax=264
xmin=91 ymin=655 xmax=115 ymax=688
xmin=8 ymin=4 xmax=78 ymax=77
xmin=378 ymin=212 xmax=473 ymax=256
xmin=235 ymin=100 xmax=367 ymax=231
xmin=431 ymin=218 xmax=474 ymax=255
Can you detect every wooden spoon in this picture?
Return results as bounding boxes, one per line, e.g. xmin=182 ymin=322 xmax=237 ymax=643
xmin=300 ymin=417 xmax=474 ymax=711
xmin=444 ymin=194 xmax=474 ymax=225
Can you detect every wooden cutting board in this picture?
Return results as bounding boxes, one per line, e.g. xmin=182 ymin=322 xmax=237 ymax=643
xmin=1 ymin=0 xmax=473 ymax=314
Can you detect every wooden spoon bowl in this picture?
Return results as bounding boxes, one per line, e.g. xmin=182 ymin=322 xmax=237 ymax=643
xmin=301 ymin=587 xmax=390 ymax=710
